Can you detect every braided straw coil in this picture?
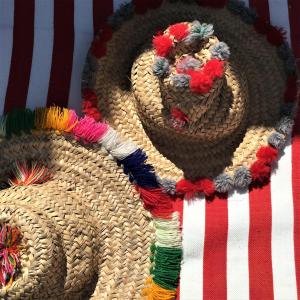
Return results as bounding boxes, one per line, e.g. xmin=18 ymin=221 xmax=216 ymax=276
xmin=91 ymin=1 xmax=286 ymax=180
xmin=0 ymin=132 xmax=153 ymax=299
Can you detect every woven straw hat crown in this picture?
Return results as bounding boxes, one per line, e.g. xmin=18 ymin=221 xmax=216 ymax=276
xmin=89 ymin=0 xmax=297 ymax=182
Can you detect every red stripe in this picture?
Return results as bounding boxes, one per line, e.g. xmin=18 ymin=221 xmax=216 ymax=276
xmin=93 ymin=0 xmax=113 ymax=35
xmin=248 ymin=184 xmax=274 ymax=299
xmin=203 ymin=195 xmax=228 ymax=300
xmin=249 ymin=0 xmax=270 ymax=23
xmin=4 ymin=0 xmax=34 ymax=113
xmin=292 ymin=104 xmax=300 ymax=298
xmin=46 ymin=0 xmax=74 ymax=108
xmin=288 ymin=0 xmax=300 ymax=71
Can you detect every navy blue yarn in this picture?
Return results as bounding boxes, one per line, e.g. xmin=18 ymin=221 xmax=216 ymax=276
xmin=117 ymin=149 xmax=160 ymax=188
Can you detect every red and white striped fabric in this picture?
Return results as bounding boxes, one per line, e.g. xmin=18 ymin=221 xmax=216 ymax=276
xmin=0 ymin=1 xmax=299 ymax=299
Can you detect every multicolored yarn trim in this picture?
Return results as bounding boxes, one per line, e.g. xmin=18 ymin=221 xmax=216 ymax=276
xmin=84 ymin=0 xmax=299 ymax=298
xmin=152 ymin=21 xmax=229 ymax=95
xmin=0 ymin=0 xmax=297 ymax=298
xmin=8 ymin=161 xmax=52 ymax=187
xmin=0 ymin=223 xmax=21 ymax=289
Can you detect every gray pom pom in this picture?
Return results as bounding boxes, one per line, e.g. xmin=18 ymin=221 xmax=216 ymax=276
xmin=233 ymin=167 xmax=252 ymax=189
xmin=268 ymin=132 xmax=286 ymax=149
xmin=210 ymin=42 xmax=230 ymax=60
xmin=152 ymin=57 xmax=170 ymax=78
xmin=214 ymin=173 xmax=234 ymax=193
xmin=276 ymin=116 xmax=294 ymax=136
xmin=158 ymin=177 xmax=177 ymax=195
xmin=227 ymin=0 xmax=246 ymax=14
xmin=170 ymin=74 xmax=191 ymax=88
xmin=107 ymin=2 xmax=134 ymax=30
xmin=184 ymin=21 xmax=214 ymax=44
xmin=240 ymin=7 xmax=257 ymax=24
xmin=176 ymin=56 xmax=201 ymax=72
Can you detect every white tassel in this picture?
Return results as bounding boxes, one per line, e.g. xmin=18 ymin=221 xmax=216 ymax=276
xmin=98 ymin=127 xmax=122 ymax=151
xmin=110 ymin=141 xmax=138 ymax=160
xmin=153 ymin=212 xmax=181 ymax=248
xmin=99 ymin=126 xmax=138 ymax=160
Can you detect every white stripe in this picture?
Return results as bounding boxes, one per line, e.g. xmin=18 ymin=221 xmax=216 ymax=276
xmin=180 ymin=197 xmax=205 ymax=300
xmin=271 ymin=139 xmax=298 ymax=300
xmin=269 ymin=0 xmax=291 ymax=45
xmin=0 ymin=0 xmax=14 ymax=115
xmin=113 ymin=0 xmax=130 ymax=11
xmin=68 ymin=0 xmax=94 ymax=113
xmin=227 ymin=190 xmax=250 ymax=300
xmin=26 ymin=0 xmax=54 ymax=110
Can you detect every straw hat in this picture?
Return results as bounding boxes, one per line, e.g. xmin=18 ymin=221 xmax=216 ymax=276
xmin=0 ymin=131 xmax=152 ymax=299
xmin=86 ymin=0 xmax=299 ymax=187
xmin=0 ymin=0 xmax=299 ymax=299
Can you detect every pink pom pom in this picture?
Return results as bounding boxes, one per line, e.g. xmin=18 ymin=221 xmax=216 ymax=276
xmin=72 ymin=116 xmax=108 ymax=143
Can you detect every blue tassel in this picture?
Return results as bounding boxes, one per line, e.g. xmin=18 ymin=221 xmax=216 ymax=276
xmin=118 ymin=149 xmax=160 ymax=188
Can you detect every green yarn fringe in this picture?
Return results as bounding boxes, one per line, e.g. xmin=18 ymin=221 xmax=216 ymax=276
xmin=5 ymin=108 xmax=35 ymax=138
xmin=150 ymin=244 xmax=182 ymax=290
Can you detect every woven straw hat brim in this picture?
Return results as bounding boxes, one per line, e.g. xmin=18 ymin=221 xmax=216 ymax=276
xmin=91 ymin=1 xmax=286 ymax=180
xmin=0 ymin=133 xmax=152 ymax=299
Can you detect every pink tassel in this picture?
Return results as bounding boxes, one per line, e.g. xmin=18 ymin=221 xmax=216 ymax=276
xmin=72 ymin=116 xmax=109 ymax=144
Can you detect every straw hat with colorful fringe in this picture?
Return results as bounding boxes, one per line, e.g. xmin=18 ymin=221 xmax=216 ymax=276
xmin=0 ymin=0 xmax=299 ymax=299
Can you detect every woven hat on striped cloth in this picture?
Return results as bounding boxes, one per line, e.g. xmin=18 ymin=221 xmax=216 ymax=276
xmin=85 ymin=0 xmax=299 ymax=189
xmin=0 ymin=0 xmax=299 ymax=300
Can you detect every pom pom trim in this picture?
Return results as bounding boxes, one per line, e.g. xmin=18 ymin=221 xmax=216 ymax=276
xmin=151 ymin=21 xmax=229 ymax=95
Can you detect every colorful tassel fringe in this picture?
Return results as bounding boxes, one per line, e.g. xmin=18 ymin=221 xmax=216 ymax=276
xmin=34 ymin=107 xmax=78 ymax=133
xmin=8 ymin=161 xmax=52 ymax=187
xmin=0 ymin=224 xmax=21 ymax=288
xmin=142 ymin=277 xmax=177 ymax=300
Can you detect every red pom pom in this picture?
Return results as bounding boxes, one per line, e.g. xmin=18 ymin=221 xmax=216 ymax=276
xmin=189 ymin=70 xmax=213 ymax=94
xmin=200 ymin=178 xmax=215 ymax=197
xmin=153 ymin=35 xmax=173 ymax=57
xmin=82 ymin=88 xmax=97 ymax=102
xmin=171 ymin=107 xmax=189 ymax=122
xmin=203 ymin=59 xmax=224 ymax=79
xmin=256 ymin=146 xmax=278 ymax=163
xmin=82 ymin=100 xmax=96 ymax=110
xmin=91 ymin=38 xmax=106 ymax=58
xmin=267 ymin=26 xmax=286 ymax=46
xmin=197 ymin=0 xmax=227 ymax=8
xmin=254 ymin=18 xmax=272 ymax=35
xmin=168 ymin=23 xmax=189 ymax=41
xmin=250 ymin=160 xmax=271 ymax=183
xmin=83 ymin=107 xmax=102 ymax=122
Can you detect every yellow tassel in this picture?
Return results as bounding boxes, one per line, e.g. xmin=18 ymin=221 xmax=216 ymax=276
xmin=142 ymin=277 xmax=176 ymax=300
xmin=34 ymin=107 xmax=75 ymax=133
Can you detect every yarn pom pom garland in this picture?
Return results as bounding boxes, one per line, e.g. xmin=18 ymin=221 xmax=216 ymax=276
xmin=152 ymin=21 xmax=230 ymax=95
